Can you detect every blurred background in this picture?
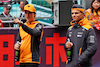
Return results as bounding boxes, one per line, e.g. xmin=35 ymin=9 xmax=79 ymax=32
xmin=0 ymin=0 xmax=92 ymax=27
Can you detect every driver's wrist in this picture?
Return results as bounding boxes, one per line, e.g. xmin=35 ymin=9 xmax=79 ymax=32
xmin=19 ymin=21 xmax=23 ymax=26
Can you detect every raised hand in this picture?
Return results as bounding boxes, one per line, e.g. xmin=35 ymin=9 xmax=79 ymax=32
xmin=13 ymin=16 xmax=22 ymax=24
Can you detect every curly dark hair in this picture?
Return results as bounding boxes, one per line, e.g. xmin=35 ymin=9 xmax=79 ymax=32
xmin=90 ymin=0 xmax=100 ymax=13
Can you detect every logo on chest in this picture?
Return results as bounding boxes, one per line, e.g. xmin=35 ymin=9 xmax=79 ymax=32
xmin=69 ymin=32 xmax=83 ymax=38
xmin=69 ymin=32 xmax=72 ymax=37
xmin=77 ymin=32 xmax=83 ymax=38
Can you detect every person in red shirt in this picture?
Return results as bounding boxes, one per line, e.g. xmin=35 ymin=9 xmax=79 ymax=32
xmin=0 ymin=20 xmax=3 ymax=27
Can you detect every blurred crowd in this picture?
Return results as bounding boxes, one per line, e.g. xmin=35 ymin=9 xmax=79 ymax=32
xmin=0 ymin=0 xmax=100 ymax=30
xmin=0 ymin=0 xmax=28 ymax=27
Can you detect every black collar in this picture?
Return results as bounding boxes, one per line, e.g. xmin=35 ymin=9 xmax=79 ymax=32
xmin=74 ymin=24 xmax=81 ymax=28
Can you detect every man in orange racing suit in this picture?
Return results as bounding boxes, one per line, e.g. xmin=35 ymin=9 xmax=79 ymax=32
xmin=13 ymin=4 xmax=43 ymax=67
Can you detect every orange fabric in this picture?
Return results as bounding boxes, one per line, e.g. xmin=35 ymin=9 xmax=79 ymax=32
xmin=70 ymin=18 xmax=92 ymax=30
xmin=71 ymin=8 xmax=85 ymax=13
xmin=24 ymin=4 xmax=36 ymax=13
xmin=79 ymin=48 xmax=82 ymax=56
xmin=85 ymin=8 xmax=100 ymax=25
xmin=19 ymin=21 xmax=40 ymax=63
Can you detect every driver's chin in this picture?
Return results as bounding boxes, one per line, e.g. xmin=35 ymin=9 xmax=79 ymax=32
xmin=26 ymin=19 xmax=30 ymax=22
